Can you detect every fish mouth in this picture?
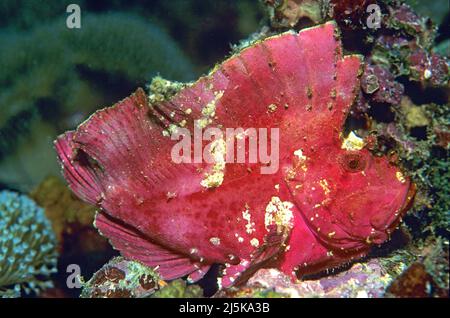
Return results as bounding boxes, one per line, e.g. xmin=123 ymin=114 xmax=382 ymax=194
xmin=371 ymin=180 xmax=416 ymax=244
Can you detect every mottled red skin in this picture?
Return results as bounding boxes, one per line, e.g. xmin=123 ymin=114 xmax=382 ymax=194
xmin=55 ymin=22 xmax=414 ymax=287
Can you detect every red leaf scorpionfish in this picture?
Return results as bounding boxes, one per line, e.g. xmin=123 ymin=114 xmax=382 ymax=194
xmin=55 ymin=22 xmax=415 ymax=288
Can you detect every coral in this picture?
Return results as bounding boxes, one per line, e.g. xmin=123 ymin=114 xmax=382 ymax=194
xmin=360 ymin=62 xmax=405 ymax=105
xmin=371 ymin=34 xmax=449 ymax=87
xmin=30 ymin=176 xmax=117 ymax=298
xmin=0 ymin=191 xmax=58 ymax=297
xmin=215 ymin=234 xmax=448 ymax=298
xmin=369 ymin=2 xmax=449 ymax=88
xmin=433 ymin=40 xmax=450 ymax=57
xmin=400 ymin=97 xmax=430 ymax=129
xmin=386 ymin=262 xmax=447 ymax=297
xmin=379 ymin=236 xmax=449 ymax=297
xmin=152 ymin=279 xmax=203 ymax=298
xmin=81 ymin=257 xmax=165 ymax=298
xmin=82 ymin=257 xmax=203 ymax=298
xmin=216 ymin=259 xmax=399 ymax=298
xmin=420 ymin=236 xmax=449 ymax=292
xmin=403 ymin=0 xmax=449 ymax=26
xmin=147 ymin=76 xmax=187 ymax=104
xmin=215 ymin=285 xmax=288 ymax=298
xmin=328 ymin=0 xmax=378 ymax=31
xmin=263 ymin=0 xmax=328 ymax=28
xmin=0 ymin=0 xmax=84 ymax=29
xmin=0 ymin=12 xmax=195 ymax=191
xmin=68 ymin=13 xmax=195 ymax=83
xmin=374 ymin=101 xmax=449 ymax=237
xmin=339 ymin=1 xmax=449 ymax=120
xmin=29 ymin=176 xmax=98 ymax=248
xmin=262 ymin=0 xmax=448 ymax=126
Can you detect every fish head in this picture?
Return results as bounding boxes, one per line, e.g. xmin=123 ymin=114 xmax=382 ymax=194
xmin=287 ymin=138 xmax=415 ymax=252
xmin=332 ymin=147 xmax=415 ymax=244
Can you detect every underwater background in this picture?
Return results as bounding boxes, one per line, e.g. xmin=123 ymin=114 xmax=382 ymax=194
xmin=0 ymin=0 xmax=448 ymax=298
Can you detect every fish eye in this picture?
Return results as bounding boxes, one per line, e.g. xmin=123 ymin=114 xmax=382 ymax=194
xmin=340 ymin=152 xmax=366 ymax=173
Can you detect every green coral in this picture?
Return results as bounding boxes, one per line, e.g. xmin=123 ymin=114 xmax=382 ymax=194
xmin=0 ymin=191 xmax=58 ymax=297
xmin=434 ymin=40 xmax=450 ymax=57
xmin=81 ymin=257 xmax=162 ymax=298
xmin=400 ymin=103 xmax=449 ymax=235
xmin=251 ymin=289 xmax=288 ymax=298
xmin=151 ymin=279 xmax=203 ymax=298
xmin=425 ymin=156 xmax=449 ymax=232
xmin=0 ymin=12 xmax=195 ymax=191
xmin=402 ymin=0 xmax=449 ymax=26
xmin=421 ymin=236 xmax=449 ymax=290
xmin=148 ymin=76 xmax=187 ymax=104
xmin=380 ymin=236 xmax=449 ymax=296
xmin=120 ymin=259 xmax=161 ymax=292
xmin=369 ymin=2 xmax=448 ymax=87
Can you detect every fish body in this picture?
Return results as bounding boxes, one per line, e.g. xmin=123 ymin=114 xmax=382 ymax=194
xmin=55 ymin=22 xmax=414 ymax=287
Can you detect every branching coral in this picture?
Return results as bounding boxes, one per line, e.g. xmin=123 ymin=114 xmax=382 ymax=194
xmin=0 ymin=191 xmax=58 ymax=297
xmin=0 ymin=12 xmax=195 ymax=122
xmin=0 ymin=12 xmax=195 ymax=191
